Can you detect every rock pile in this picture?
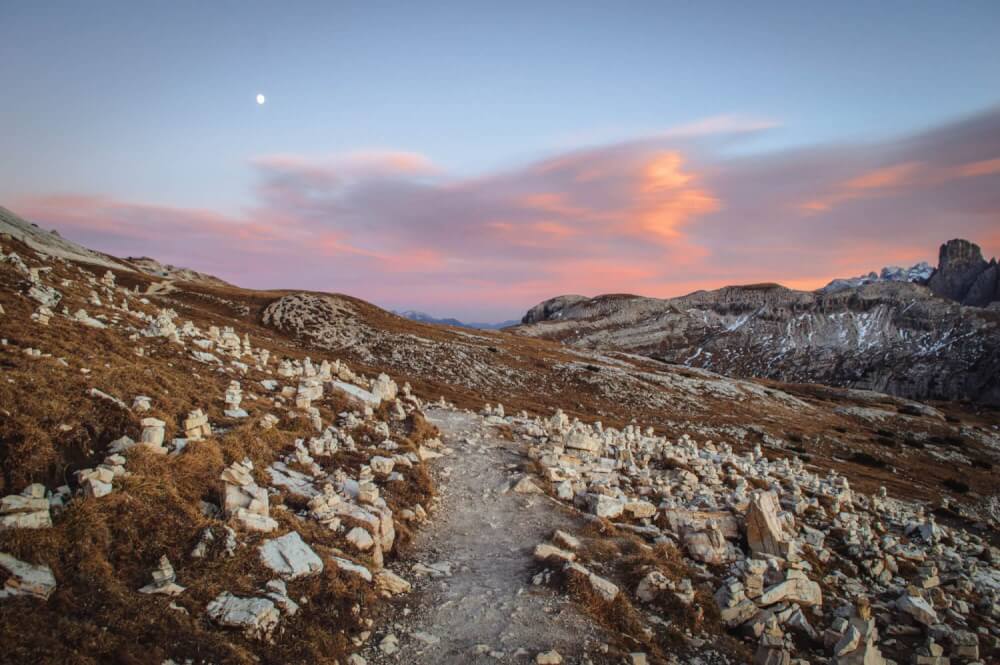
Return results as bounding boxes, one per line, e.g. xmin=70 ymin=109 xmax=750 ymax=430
xmin=140 ymin=417 xmax=168 ymax=453
xmin=224 ymin=381 xmax=248 ymax=418
xmin=0 ymin=484 xmax=52 ymax=529
xmin=507 ymin=408 xmax=1000 ymax=664
xmin=221 ymin=460 xmax=278 ymax=532
xmin=138 ymin=556 xmax=186 ymax=596
xmin=184 ymin=409 xmax=212 ymax=440
xmin=76 ymin=453 xmax=127 ymax=498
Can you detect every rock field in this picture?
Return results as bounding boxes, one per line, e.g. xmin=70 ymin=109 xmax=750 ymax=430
xmin=0 ymin=219 xmax=998 ymax=664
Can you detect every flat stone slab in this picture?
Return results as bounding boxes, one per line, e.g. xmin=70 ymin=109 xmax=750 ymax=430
xmin=259 ymin=531 xmax=324 ymax=580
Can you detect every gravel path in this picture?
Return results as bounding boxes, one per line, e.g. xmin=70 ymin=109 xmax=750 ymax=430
xmin=362 ymin=408 xmax=614 ymax=664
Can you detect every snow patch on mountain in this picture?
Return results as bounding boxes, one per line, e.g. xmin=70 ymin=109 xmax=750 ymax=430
xmin=820 ymin=262 xmax=934 ymax=294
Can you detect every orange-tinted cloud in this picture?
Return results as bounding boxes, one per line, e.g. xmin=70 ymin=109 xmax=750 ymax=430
xmin=800 ymin=161 xmax=921 ymax=213
xmin=12 ymin=107 xmax=1000 ymax=320
xmin=635 ymin=151 xmax=719 ymax=241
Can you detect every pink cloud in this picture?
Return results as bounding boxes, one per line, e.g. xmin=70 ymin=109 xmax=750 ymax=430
xmin=11 ymin=108 xmax=1000 ymax=320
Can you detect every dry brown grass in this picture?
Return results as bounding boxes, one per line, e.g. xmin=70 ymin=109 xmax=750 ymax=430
xmin=0 ymin=241 xmax=443 ymax=664
xmin=2 ymin=234 xmax=997 ymax=662
xmin=537 ymin=524 xmax=751 ymax=663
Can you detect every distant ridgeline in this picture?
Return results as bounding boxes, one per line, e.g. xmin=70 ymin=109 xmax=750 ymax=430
xmin=515 ymin=239 xmax=1000 ymax=404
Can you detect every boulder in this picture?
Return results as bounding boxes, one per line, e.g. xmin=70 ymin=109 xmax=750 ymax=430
xmin=564 ymin=431 xmax=600 ymax=454
xmin=259 ymin=531 xmax=324 ymax=580
xmin=585 ymin=493 xmax=624 ymax=519
xmin=746 ymin=491 xmax=794 ymax=559
xmin=897 ymin=592 xmax=938 ymax=626
xmin=206 ymin=591 xmax=280 ymax=640
xmin=757 ymin=571 xmax=822 ymax=607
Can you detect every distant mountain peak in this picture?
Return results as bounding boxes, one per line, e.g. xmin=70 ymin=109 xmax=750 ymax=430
xmin=395 ymin=310 xmax=517 ymax=330
xmin=820 ymin=262 xmax=933 ymax=294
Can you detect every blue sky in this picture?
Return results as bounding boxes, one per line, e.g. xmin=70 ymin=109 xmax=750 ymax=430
xmin=2 ymin=2 xmax=999 ymax=319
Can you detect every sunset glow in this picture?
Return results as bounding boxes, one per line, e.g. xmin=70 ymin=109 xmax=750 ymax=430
xmin=2 ymin=3 xmax=998 ymax=320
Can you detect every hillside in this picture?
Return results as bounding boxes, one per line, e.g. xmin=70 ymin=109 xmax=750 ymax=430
xmin=1 ymin=218 xmax=999 ymax=664
xmin=515 ymin=242 xmax=1000 ymax=405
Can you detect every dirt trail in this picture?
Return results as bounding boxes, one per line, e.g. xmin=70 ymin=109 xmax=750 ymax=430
xmin=363 ymin=408 xmax=614 ymax=664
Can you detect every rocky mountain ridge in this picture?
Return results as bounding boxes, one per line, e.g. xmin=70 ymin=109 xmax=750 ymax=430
xmin=820 ymin=261 xmax=934 ymax=294
xmin=927 ymin=239 xmax=1000 ymax=307
xmin=516 ymin=240 xmax=1000 ymax=405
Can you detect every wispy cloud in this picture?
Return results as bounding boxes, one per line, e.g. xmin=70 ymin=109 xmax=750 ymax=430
xmin=13 ymin=109 xmax=1000 ymax=320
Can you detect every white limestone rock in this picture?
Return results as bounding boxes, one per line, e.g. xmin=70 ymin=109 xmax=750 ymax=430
xmin=0 ymin=553 xmax=56 ymax=600
xmin=331 ymin=556 xmax=373 ymax=583
xmin=1 ymin=491 xmax=52 ymax=529
xmin=138 ymin=555 xmax=185 ymax=596
xmin=346 ymin=526 xmax=375 ymax=551
xmin=375 ymin=569 xmax=412 ymax=596
xmin=139 ymin=417 xmax=168 ymax=454
xmin=259 ymin=531 xmax=324 ymax=580
xmin=206 ymin=591 xmax=280 ymax=640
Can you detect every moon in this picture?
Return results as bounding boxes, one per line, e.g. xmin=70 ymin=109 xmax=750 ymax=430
xmin=256 ymin=93 xmax=266 ymax=105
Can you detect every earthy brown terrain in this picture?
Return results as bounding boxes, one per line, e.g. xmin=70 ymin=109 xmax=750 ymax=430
xmin=1 ymin=215 xmax=999 ymax=664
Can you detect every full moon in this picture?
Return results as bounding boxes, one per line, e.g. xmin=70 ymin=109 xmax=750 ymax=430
xmin=256 ymin=93 xmax=266 ymax=105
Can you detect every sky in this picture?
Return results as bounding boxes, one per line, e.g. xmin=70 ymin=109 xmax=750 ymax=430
xmin=1 ymin=2 xmax=999 ymax=321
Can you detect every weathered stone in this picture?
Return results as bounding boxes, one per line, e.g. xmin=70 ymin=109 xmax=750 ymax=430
xmin=534 ymin=543 xmax=576 ymax=563
xmin=139 ymin=417 xmax=168 ymax=453
xmin=259 ymin=531 xmax=324 ymax=580
xmin=586 ymin=493 xmax=624 ymax=519
xmin=374 ymin=569 xmax=411 ymax=595
xmin=139 ymin=555 xmax=185 ymax=596
xmin=0 ymin=553 xmax=57 ymax=600
xmin=206 ymin=591 xmax=280 ymax=640
xmin=746 ymin=491 xmax=794 ymax=559
xmin=0 ymin=493 xmax=52 ymax=529
xmin=758 ymin=571 xmax=822 ymax=607
xmin=346 ymin=526 xmax=375 ymax=551
xmin=897 ymin=592 xmax=938 ymax=626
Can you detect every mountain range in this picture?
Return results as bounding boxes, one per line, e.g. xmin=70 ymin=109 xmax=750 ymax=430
xmin=394 ymin=310 xmax=518 ymax=330
xmin=516 ymin=239 xmax=1000 ymax=404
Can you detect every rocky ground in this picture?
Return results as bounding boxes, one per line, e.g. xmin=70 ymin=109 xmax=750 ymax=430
xmin=1 ymin=217 xmax=999 ymax=664
xmin=360 ymin=409 xmax=618 ymax=664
